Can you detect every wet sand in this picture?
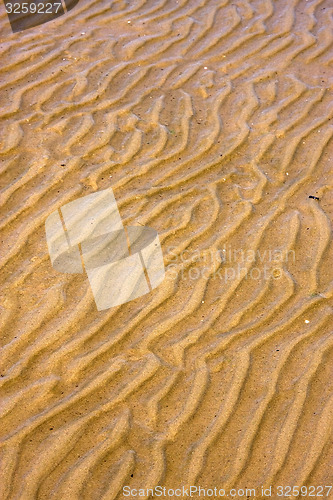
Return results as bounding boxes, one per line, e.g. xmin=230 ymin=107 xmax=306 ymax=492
xmin=0 ymin=0 xmax=332 ymax=498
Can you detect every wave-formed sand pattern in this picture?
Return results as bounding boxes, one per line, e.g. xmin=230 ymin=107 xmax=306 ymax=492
xmin=0 ymin=0 xmax=332 ymax=498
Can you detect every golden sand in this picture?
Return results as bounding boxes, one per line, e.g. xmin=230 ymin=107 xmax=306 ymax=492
xmin=0 ymin=0 xmax=332 ymax=498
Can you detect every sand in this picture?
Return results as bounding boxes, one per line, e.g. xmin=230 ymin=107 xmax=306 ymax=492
xmin=0 ymin=0 xmax=332 ymax=498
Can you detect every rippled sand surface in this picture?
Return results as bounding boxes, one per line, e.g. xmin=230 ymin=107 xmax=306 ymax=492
xmin=0 ymin=0 xmax=333 ymax=498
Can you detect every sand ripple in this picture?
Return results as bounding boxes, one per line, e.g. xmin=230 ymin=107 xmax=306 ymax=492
xmin=0 ymin=0 xmax=332 ymax=498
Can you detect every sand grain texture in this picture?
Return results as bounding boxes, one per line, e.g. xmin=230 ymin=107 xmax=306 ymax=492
xmin=0 ymin=0 xmax=333 ymax=498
